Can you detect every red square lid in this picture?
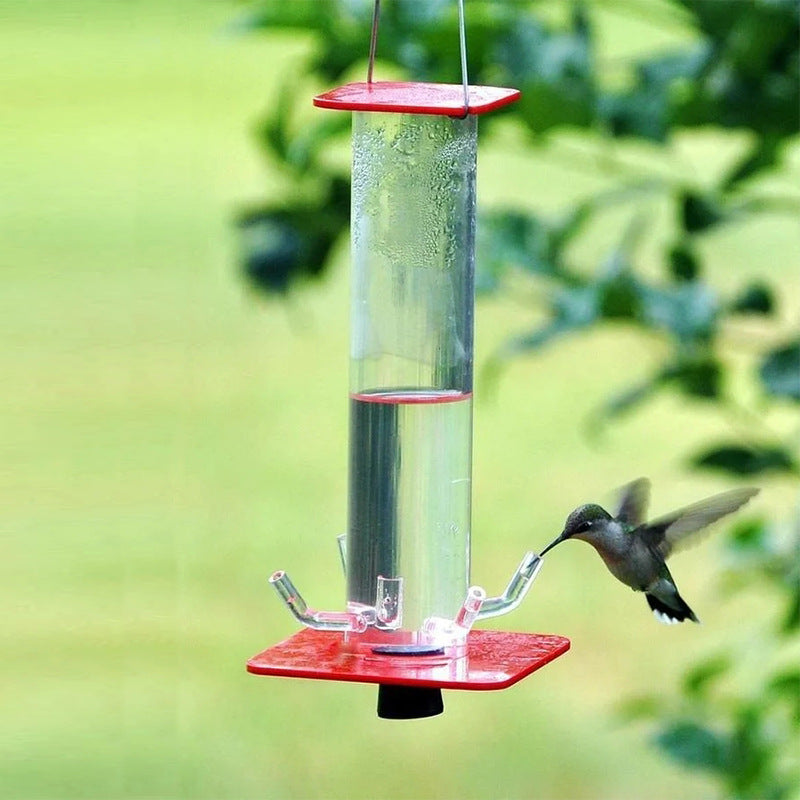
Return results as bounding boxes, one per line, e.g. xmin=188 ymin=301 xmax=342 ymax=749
xmin=313 ymin=81 xmax=520 ymax=117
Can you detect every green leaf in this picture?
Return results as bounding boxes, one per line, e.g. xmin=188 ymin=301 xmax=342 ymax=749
xmin=599 ymin=45 xmax=709 ymax=142
xmin=475 ymin=211 xmax=561 ymax=292
xmin=691 ymin=443 xmax=798 ymax=476
xmin=642 ymin=281 xmax=719 ymax=345
xmin=258 ymin=88 xmax=352 ymax=175
xmin=683 ymin=656 xmax=732 ymax=698
xmin=730 ymin=283 xmax=775 ymax=315
xmin=642 ymin=283 xmax=719 ymax=343
xmin=723 ymin=137 xmax=781 ymax=190
xmin=655 ymin=721 xmax=731 ymax=773
xmin=680 ymin=191 xmax=726 ymax=233
xmin=550 ymin=204 xmax=593 ymax=250
xmin=783 ymin=583 xmax=800 ymax=633
xmin=590 ymin=371 xmax=668 ymax=429
xmin=232 ymin=0 xmax=330 ymax=32
xmin=497 ymin=13 xmax=596 ymax=134
xmin=597 ymin=258 xmax=642 ymax=320
xmin=599 ymin=88 xmax=668 ymax=142
xmin=727 ymin=518 xmax=770 ymax=553
xmin=673 ymin=0 xmax=800 ymax=137
xmin=236 ymin=179 xmax=349 ymax=294
xmin=638 ymin=45 xmax=710 ymax=88
xmin=553 ymin=285 xmax=600 ymax=327
xmin=237 ymin=212 xmax=304 ymax=293
xmin=259 ymin=83 xmax=292 ymax=163
xmin=668 ymin=242 xmax=700 ymax=282
xmin=484 ymin=319 xmax=572 ymax=389
xmin=494 ymin=319 xmax=572 ymax=361
xmin=669 ymin=356 xmax=721 ymax=399
xmin=759 ymin=340 xmax=800 ymax=402
xmin=767 ymin=670 xmax=800 ymax=717
xmin=285 ymin=113 xmax=351 ymax=172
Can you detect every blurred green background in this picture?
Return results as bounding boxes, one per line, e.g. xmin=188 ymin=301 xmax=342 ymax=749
xmin=3 ymin=1 xmax=798 ymax=798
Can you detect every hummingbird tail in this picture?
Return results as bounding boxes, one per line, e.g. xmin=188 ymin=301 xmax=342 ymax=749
xmin=646 ymin=591 xmax=699 ymax=625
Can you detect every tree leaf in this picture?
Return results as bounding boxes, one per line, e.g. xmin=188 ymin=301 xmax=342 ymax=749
xmin=723 ymin=137 xmax=781 ymax=190
xmin=766 ymin=670 xmax=800 ymax=720
xmin=232 ymin=0 xmax=330 ymax=32
xmin=237 ymin=212 xmax=305 ymax=293
xmin=664 ymin=355 xmax=721 ymax=399
xmin=641 ymin=283 xmax=718 ymax=343
xmin=494 ymin=319 xmax=571 ymax=361
xmin=236 ymin=179 xmax=349 ymax=294
xmin=589 ymin=371 xmax=668 ymax=431
xmin=497 ymin=13 xmax=596 ymax=134
xmin=759 ymin=340 xmax=800 ymax=402
xmin=691 ymin=443 xmax=798 ymax=476
xmin=476 ymin=211 xmax=560 ymax=292
xmin=598 ymin=87 xmax=669 ymax=142
xmin=730 ymin=283 xmax=775 ymax=316
xmin=483 ymin=319 xmax=571 ymax=391
xmin=655 ymin=721 xmax=731 ymax=773
xmin=680 ymin=191 xmax=726 ymax=233
xmin=683 ymin=656 xmax=732 ymax=698
xmin=553 ymin=285 xmax=599 ymax=327
xmin=727 ymin=518 xmax=770 ymax=554
xmin=285 ymin=113 xmax=351 ymax=173
xmin=596 ymin=252 xmax=643 ymax=320
xmin=668 ymin=242 xmax=701 ymax=282
xmin=673 ymin=0 xmax=800 ymax=137
xmin=782 ymin=577 xmax=800 ymax=633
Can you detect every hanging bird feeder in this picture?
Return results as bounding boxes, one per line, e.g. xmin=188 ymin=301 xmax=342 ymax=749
xmin=247 ymin=0 xmax=569 ymax=719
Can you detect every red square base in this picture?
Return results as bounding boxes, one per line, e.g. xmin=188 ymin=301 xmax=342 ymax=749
xmin=247 ymin=629 xmax=569 ymax=691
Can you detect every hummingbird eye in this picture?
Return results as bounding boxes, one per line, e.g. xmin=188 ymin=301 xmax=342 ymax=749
xmin=575 ymin=520 xmax=593 ymax=534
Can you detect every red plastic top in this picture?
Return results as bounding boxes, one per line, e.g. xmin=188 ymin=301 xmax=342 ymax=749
xmin=247 ymin=628 xmax=569 ymax=691
xmin=313 ymin=82 xmax=521 ymax=117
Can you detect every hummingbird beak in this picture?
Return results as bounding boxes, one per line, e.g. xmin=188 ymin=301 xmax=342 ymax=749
xmin=539 ymin=531 xmax=567 ymax=558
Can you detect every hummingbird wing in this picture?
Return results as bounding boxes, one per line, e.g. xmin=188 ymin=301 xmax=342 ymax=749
xmin=641 ymin=487 xmax=759 ymax=559
xmin=615 ymin=478 xmax=651 ymax=527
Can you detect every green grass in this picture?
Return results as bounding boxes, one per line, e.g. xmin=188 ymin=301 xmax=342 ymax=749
xmin=2 ymin=2 xmax=798 ymax=799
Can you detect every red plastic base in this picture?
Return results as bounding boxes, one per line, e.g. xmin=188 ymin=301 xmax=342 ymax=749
xmin=247 ymin=629 xmax=569 ymax=691
xmin=313 ymin=82 xmax=521 ymax=116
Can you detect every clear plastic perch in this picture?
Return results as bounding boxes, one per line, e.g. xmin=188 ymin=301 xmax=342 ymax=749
xmin=269 ymin=571 xmax=369 ymax=633
xmin=477 ymin=552 xmax=543 ymax=620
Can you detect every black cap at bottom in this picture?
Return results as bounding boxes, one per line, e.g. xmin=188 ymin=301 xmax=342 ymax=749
xmin=377 ymin=685 xmax=444 ymax=719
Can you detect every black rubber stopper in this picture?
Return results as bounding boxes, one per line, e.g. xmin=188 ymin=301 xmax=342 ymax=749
xmin=377 ymin=685 xmax=444 ymax=719
xmin=371 ymin=644 xmax=445 ymax=656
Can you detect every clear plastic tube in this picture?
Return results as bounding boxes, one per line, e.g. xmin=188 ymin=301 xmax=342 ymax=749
xmin=375 ymin=575 xmax=404 ymax=629
xmin=270 ymin=571 xmax=368 ymax=633
xmin=422 ymin=585 xmax=486 ymax=645
xmin=476 ymin=552 xmax=542 ymax=620
xmin=347 ymin=110 xmax=477 ymax=645
xmin=453 ymin=585 xmax=486 ymax=631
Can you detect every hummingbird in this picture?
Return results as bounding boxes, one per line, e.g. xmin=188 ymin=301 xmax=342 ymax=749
xmin=540 ymin=479 xmax=759 ymax=624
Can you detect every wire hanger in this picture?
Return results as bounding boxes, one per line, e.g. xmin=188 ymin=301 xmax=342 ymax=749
xmin=367 ymin=0 xmax=471 ymax=114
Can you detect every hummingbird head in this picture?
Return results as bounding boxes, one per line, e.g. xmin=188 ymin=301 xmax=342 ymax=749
xmin=540 ymin=503 xmax=613 ymax=556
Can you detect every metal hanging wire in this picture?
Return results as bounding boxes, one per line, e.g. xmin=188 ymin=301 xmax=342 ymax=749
xmin=366 ymin=0 xmax=471 ymax=113
xmin=456 ymin=0 xmax=470 ymax=111
xmin=367 ymin=0 xmax=381 ymax=85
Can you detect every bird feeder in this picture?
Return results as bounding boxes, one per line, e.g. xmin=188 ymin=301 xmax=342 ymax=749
xmin=248 ymin=7 xmax=568 ymax=719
